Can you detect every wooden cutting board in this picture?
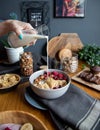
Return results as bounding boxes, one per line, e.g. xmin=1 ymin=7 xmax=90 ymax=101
xmin=72 ymin=68 xmax=100 ymax=91
xmin=48 ymin=33 xmax=83 ymax=58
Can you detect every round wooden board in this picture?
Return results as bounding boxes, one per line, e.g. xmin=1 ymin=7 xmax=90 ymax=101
xmin=48 ymin=36 xmax=68 ymax=58
xmin=47 ymin=33 xmax=83 ymax=58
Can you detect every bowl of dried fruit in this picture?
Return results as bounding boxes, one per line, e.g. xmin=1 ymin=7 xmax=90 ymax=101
xmin=0 ymin=73 xmax=21 ymax=93
xmin=29 ymin=69 xmax=71 ymax=99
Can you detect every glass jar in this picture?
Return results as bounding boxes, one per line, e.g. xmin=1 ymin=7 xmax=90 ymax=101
xmin=62 ymin=53 xmax=78 ymax=73
xmin=20 ymin=52 xmax=33 ymax=76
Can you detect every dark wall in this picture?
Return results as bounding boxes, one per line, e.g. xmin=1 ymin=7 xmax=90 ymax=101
xmin=0 ymin=0 xmax=100 ymax=56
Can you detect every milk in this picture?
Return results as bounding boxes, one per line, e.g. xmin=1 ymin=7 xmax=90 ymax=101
xmin=8 ymin=32 xmax=48 ymax=48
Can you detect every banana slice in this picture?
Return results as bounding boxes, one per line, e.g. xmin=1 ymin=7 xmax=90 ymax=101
xmin=20 ymin=123 xmax=33 ymax=130
xmin=40 ymin=65 xmax=48 ymax=70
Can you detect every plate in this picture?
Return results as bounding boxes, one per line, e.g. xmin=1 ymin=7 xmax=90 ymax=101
xmin=0 ymin=110 xmax=48 ymax=130
xmin=0 ymin=73 xmax=21 ymax=93
xmin=25 ymin=87 xmax=47 ymax=110
xmin=72 ymin=68 xmax=100 ymax=91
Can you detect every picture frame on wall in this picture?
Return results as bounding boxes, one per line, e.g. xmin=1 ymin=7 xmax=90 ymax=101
xmin=54 ymin=0 xmax=86 ymax=18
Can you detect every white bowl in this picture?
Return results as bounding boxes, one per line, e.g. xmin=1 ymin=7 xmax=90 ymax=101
xmin=29 ymin=69 xmax=71 ymax=99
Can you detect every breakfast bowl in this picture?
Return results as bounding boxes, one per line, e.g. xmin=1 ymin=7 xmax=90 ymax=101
xmin=29 ymin=69 xmax=71 ymax=99
xmin=0 ymin=110 xmax=48 ymax=130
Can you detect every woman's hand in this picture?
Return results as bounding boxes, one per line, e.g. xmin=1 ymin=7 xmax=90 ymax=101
xmin=0 ymin=20 xmax=37 ymax=45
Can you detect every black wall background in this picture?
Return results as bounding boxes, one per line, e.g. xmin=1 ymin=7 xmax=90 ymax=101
xmin=0 ymin=0 xmax=100 ymax=57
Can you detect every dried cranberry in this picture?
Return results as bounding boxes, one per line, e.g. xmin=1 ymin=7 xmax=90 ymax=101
xmin=53 ymin=86 xmax=58 ymax=89
xmin=5 ymin=127 xmax=12 ymax=130
xmin=58 ymin=85 xmax=62 ymax=88
xmin=44 ymin=71 xmax=47 ymax=74
xmin=63 ymin=76 xmax=67 ymax=80
xmin=44 ymin=73 xmax=47 ymax=77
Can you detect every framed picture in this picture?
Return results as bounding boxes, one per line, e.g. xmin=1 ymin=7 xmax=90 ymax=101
xmin=54 ymin=0 xmax=86 ymax=18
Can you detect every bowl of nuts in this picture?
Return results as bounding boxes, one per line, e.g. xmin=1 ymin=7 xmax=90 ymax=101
xmin=29 ymin=69 xmax=71 ymax=99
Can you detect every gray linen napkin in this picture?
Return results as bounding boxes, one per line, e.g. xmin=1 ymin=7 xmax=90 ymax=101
xmin=27 ymin=84 xmax=100 ymax=130
xmin=0 ymin=62 xmax=20 ymax=74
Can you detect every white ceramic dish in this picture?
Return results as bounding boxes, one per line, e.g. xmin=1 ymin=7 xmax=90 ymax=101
xmin=29 ymin=69 xmax=71 ymax=99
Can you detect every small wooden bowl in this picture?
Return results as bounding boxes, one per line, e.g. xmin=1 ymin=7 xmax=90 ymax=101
xmin=0 ymin=74 xmax=21 ymax=93
xmin=0 ymin=111 xmax=48 ymax=130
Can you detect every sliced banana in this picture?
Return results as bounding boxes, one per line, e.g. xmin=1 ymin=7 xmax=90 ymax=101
xmin=20 ymin=123 xmax=33 ymax=130
xmin=40 ymin=65 xmax=48 ymax=70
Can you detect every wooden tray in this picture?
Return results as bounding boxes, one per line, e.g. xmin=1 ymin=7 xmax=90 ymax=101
xmin=72 ymin=68 xmax=100 ymax=91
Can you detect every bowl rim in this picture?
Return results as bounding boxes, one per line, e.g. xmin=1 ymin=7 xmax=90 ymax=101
xmin=29 ymin=69 xmax=71 ymax=92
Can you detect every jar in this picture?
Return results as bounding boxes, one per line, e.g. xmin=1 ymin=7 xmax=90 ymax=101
xmin=62 ymin=53 xmax=78 ymax=73
xmin=20 ymin=52 xmax=33 ymax=76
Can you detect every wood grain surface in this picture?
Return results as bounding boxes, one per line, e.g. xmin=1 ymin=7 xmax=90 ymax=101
xmin=0 ymin=111 xmax=47 ymax=130
xmin=48 ymin=33 xmax=83 ymax=58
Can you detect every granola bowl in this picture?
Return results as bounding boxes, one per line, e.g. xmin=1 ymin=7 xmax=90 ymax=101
xmin=29 ymin=69 xmax=71 ymax=99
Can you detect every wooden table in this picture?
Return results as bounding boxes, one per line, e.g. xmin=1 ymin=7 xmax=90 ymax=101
xmin=0 ymin=61 xmax=99 ymax=130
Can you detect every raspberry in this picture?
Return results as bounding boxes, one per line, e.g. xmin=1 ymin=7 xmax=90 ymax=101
xmin=44 ymin=71 xmax=47 ymax=74
xmin=54 ymin=76 xmax=59 ymax=80
xmin=47 ymin=72 xmax=51 ymax=76
xmin=52 ymin=71 xmax=59 ymax=76
xmin=58 ymin=73 xmax=64 ymax=79
xmin=53 ymin=86 xmax=58 ymax=89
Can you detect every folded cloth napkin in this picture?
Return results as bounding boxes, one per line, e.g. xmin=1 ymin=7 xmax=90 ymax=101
xmin=0 ymin=62 xmax=20 ymax=74
xmin=27 ymin=84 xmax=100 ymax=130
